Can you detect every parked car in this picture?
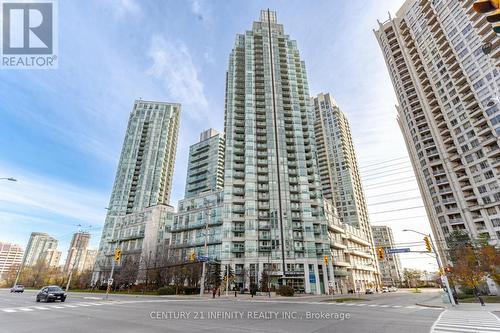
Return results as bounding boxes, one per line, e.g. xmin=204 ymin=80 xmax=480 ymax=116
xmin=365 ymin=288 xmax=374 ymax=294
xmin=388 ymin=287 xmax=398 ymax=292
xmin=36 ymin=286 xmax=67 ymax=303
xmin=382 ymin=287 xmax=389 ymax=293
xmin=10 ymin=285 xmax=24 ymax=293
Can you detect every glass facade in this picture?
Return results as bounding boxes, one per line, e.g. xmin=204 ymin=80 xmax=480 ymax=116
xmin=222 ymin=10 xmax=329 ymax=292
xmin=93 ymin=100 xmax=180 ymax=283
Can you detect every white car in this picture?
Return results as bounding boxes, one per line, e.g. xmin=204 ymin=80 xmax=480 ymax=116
xmin=382 ymin=287 xmax=389 ymax=293
xmin=388 ymin=287 xmax=398 ymax=292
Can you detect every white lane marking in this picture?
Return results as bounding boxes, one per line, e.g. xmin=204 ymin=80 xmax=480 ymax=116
xmin=379 ymin=305 xmax=389 ymax=308
xmin=405 ymin=306 xmax=416 ymax=309
xmin=34 ymin=306 xmax=50 ymax=310
xmin=2 ymin=309 xmax=17 ymax=313
xmin=75 ymin=303 xmax=92 ymax=307
xmin=368 ymin=304 xmax=378 ymax=307
xmin=62 ymin=305 xmax=77 ymax=308
xmin=18 ymin=308 xmax=34 ymax=312
xmin=392 ymin=305 xmax=402 ymax=308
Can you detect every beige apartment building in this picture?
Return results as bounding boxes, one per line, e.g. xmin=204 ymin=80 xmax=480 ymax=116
xmin=375 ymin=0 xmax=499 ymax=263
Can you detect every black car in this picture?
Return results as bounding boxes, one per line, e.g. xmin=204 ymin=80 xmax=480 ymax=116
xmin=36 ymin=286 xmax=67 ymax=303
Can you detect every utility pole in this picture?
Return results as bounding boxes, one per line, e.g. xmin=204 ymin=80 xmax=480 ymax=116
xmin=12 ymin=251 xmax=27 ymax=288
xmin=65 ymin=235 xmax=82 ymax=292
xmin=200 ymin=203 xmax=210 ymax=296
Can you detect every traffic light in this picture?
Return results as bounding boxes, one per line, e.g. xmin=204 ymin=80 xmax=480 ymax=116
xmin=189 ymin=252 xmax=196 ymax=262
xmin=473 ymin=0 xmax=500 ymax=33
xmin=114 ymin=248 xmax=121 ymax=262
xmin=324 ymin=255 xmax=329 ymax=264
xmin=377 ymin=247 xmax=385 ymax=260
xmin=423 ymin=236 xmax=432 ymax=252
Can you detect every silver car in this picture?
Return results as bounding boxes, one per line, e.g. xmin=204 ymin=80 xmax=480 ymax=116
xmin=10 ymin=285 xmax=24 ymax=293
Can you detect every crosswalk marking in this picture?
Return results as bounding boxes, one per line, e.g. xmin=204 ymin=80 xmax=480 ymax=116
xmin=431 ymin=310 xmax=500 ymax=333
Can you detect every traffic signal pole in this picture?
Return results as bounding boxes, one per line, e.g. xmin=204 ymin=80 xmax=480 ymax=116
xmin=428 ymin=234 xmax=456 ymax=306
xmin=105 ymin=247 xmax=121 ymax=300
xmin=105 ymin=260 xmax=115 ymax=300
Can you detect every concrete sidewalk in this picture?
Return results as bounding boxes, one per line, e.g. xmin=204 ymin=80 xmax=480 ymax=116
xmin=416 ymin=292 xmax=500 ymax=311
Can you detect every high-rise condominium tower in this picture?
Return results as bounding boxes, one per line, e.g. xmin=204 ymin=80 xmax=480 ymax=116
xmin=375 ymin=0 xmax=499 ymax=262
xmin=170 ymin=129 xmax=225 ymax=263
xmin=371 ymin=225 xmax=403 ymax=287
xmin=223 ymin=10 xmax=329 ymax=293
xmin=312 ymin=92 xmax=379 ymax=287
xmin=93 ymin=100 xmax=180 ymax=283
xmin=63 ymin=232 xmax=90 ymax=274
xmin=22 ymin=232 xmax=60 ymax=267
xmin=184 ymin=129 xmax=225 ymax=198
xmin=312 ymin=93 xmax=375 ymax=237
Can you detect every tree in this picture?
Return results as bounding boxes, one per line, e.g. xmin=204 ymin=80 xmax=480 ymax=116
xmin=403 ymin=269 xmax=421 ymax=289
xmin=223 ymin=265 xmax=234 ymax=291
xmin=446 ymin=231 xmax=473 ymax=264
xmin=450 ymin=246 xmax=486 ymax=290
xmin=207 ymin=262 xmax=221 ymax=290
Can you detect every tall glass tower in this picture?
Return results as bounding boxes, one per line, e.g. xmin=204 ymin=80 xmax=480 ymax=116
xmin=222 ymin=10 xmax=329 ymax=293
xmin=93 ymin=100 xmax=180 ymax=283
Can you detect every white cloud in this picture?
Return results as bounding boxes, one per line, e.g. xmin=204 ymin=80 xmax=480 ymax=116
xmin=0 ymin=164 xmax=108 ymax=227
xmin=147 ymin=35 xmax=209 ymax=117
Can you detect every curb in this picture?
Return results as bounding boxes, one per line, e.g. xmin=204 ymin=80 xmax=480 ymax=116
xmin=415 ymin=303 xmax=445 ymax=309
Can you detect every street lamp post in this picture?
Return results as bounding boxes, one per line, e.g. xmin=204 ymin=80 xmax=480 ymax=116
xmin=403 ymin=229 xmax=456 ymax=306
xmin=0 ymin=177 xmax=17 ymax=182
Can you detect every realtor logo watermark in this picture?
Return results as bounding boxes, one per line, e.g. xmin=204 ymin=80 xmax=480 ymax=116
xmin=1 ymin=0 xmax=58 ymax=69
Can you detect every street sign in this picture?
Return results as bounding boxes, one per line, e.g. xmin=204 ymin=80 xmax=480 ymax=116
xmin=197 ymin=255 xmax=209 ymax=262
xmin=107 ymin=278 xmax=113 ymax=285
xmin=385 ymin=248 xmax=411 ymax=254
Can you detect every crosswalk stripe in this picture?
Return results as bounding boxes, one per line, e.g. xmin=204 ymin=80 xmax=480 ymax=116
xmin=431 ymin=310 xmax=500 ymax=333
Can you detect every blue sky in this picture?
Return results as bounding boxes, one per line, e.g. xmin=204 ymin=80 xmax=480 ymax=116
xmin=0 ymin=0 xmax=436 ymax=271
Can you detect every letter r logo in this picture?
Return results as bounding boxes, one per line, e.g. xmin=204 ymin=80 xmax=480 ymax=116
xmin=2 ymin=2 xmax=53 ymax=54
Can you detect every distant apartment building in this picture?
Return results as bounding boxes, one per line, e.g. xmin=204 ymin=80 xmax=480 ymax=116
xmin=63 ymin=232 xmax=91 ymax=274
xmin=371 ymin=226 xmax=403 ymax=286
xmin=0 ymin=242 xmax=23 ymax=281
xmin=222 ymin=10 xmax=331 ymax=294
xmin=312 ymin=93 xmax=379 ymax=271
xmin=184 ymin=128 xmax=225 ymax=198
xmin=375 ymin=0 xmax=500 ymax=262
xmin=23 ymin=232 xmax=60 ymax=267
xmin=82 ymin=249 xmax=97 ymax=272
xmin=93 ymin=100 xmax=180 ymax=284
xmin=170 ymin=129 xmax=225 ymax=263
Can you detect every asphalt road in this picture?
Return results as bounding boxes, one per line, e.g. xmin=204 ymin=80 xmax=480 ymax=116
xmin=0 ymin=289 xmax=444 ymax=333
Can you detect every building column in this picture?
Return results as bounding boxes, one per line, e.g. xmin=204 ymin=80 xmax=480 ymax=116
xmin=304 ymin=263 xmax=311 ymax=294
